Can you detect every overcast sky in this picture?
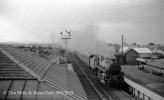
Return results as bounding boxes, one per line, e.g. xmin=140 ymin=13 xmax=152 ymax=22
xmin=0 ymin=0 xmax=164 ymax=45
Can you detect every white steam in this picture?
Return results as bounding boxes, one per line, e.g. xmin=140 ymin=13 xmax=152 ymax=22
xmin=68 ymin=23 xmax=115 ymax=59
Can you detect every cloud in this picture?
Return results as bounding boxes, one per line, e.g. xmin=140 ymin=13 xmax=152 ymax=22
xmin=0 ymin=18 xmax=51 ymax=43
xmin=0 ymin=19 xmax=25 ymax=42
xmin=0 ymin=0 xmax=164 ymax=45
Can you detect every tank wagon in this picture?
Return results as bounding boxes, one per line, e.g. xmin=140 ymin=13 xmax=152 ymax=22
xmin=89 ymin=55 xmax=124 ymax=88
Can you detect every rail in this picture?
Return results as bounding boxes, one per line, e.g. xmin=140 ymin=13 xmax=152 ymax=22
xmin=70 ymin=53 xmax=117 ymax=100
xmin=70 ymin=52 xmax=136 ymax=100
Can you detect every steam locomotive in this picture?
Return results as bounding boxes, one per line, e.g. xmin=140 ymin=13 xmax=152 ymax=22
xmin=89 ymin=55 xmax=124 ymax=88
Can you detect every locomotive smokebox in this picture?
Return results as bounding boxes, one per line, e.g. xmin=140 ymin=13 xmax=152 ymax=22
xmin=106 ymin=63 xmax=121 ymax=75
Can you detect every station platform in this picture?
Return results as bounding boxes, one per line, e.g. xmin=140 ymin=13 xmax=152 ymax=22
xmin=122 ymin=65 xmax=164 ymax=100
xmin=60 ymin=64 xmax=75 ymax=72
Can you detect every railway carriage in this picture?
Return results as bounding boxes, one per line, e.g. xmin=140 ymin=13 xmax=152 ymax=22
xmin=89 ymin=55 xmax=124 ymax=88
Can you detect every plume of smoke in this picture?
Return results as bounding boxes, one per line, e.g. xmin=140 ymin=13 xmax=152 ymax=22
xmin=69 ymin=23 xmax=115 ymax=59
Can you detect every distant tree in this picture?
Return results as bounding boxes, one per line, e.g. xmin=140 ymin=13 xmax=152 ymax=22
xmin=39 ymin=49 xmax=43 ymax=54
xmin=29 ymin=48 xmax=33 ymax=52
xmin=43 ymin=50 xmax=50 ymax=55
xmin=32 ymin=45 xmax=36 ymax=49
xmin=49 ymin=46 xmax=52 ymax=50
xmin=38 ymin=46 xmax=42 ymax=53
xmin=132 ymin=43 xmax=137 ymax=46
xmin=17 ymin=46 xmax=25 ymax=48
xmin=38 ymin=46 xmax=42 ymax=49
xmin=108 ymin=43 xmax=113 ymax=47
xmin=148 ymin=42 xmax=155 ymax=46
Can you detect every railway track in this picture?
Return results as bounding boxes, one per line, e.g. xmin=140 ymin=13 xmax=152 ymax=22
xmin=70 ymin=53 xmax=102 ymax=100
xmin=69 ymin=52 xmax=136 ymax=100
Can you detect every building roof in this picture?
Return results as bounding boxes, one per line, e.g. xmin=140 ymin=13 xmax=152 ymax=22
xmin=0 ymin=51 xmax=35 ymax=79
xmin=116 ymin=47 xmax=131 ymax=56
xmin=119 ymin=47 xmax=130 ymax=53
xmin=0 ymin=44 xmax=87 ymax=100
xmin=0 ymin=80 xmax=67 ymax=100
xmin=0 ymin=49 xmax=64 ymax=100
xmin=118 ymin=47 xmax=152 ymax=55
xmin=133 ymin=48 xmax=152 ymax=54
xmin=157 ymin=47 xmax=164 ymax=52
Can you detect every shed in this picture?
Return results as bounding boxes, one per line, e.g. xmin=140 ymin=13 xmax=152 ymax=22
xmin=133 ymin=48 xmax=152 ymax=58
xmin=116 ymin=47 xmax=152 ymax=65
xmin=125 ymin=49 xmax=138 ymax=64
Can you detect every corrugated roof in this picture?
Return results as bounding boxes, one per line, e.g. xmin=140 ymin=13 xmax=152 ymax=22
xmin=0 ymin=51 xmax=35 ymax=79
xmin=0 ymin=44 xmax=87 ymax=100
xmin=133 ymin=48 xmax=152 ymax=54
xmin=117 ymin=47 xmax=131 ymax=55
xmin=0 ymin=45 xmax=51 ymax=80
xmin=43 ymin=64 xmax=87 ymax=100
xmin=119 ymin=47 xmax=130 ymax=53
xmin=0 ymin=49 xmax=65 ymax=100
xmin=119 ymin=47 xmax=152 ymax=54
xmin=0 ymin=80 xmax=66 ymax=100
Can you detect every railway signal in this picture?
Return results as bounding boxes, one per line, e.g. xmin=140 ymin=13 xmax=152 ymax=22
xmin=59 ymin=29 xmax=71 ymax=63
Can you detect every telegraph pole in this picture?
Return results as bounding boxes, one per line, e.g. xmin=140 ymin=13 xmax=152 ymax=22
xmin=122 ymin=35 xmax=123 ymax=56
xmin=121 ymin=35 xmax=124 ymax=65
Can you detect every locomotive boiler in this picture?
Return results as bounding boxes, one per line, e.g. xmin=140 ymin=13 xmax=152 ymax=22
xmin=89 ymin=55 xmax=124 ymax=87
